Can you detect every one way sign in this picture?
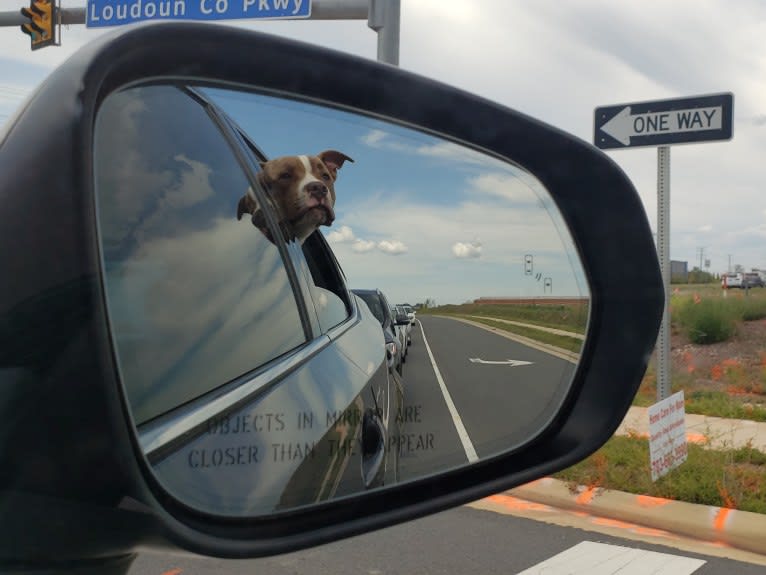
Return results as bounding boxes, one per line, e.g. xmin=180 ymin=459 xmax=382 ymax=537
xmin=594 ymin=93 xmax=733 ymax=149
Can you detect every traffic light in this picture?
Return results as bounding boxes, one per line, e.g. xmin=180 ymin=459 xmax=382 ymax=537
xmin=20 ymin=0 xmax=57 ymax=51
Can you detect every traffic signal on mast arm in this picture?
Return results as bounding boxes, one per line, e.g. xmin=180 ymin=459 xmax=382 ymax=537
xmin=20 ymin=0 xmax=57 ymax=51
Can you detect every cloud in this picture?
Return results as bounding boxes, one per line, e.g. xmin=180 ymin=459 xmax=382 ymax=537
xmin=377 ymin=240 xmax=408 ymax=255
xmin=352 ymin=239 xmax=377 ymax=253
xmin=361 ymin=130 xmax=388 ymax=146
xmin=360 ymin=129 xmax=502 ymax=169
xmin=466 ymin=172 xmax=543 ymax=205
xmin=752 ymin=115 xmax=766 ymax=127
xmin=697 ymin=224 xmax=713 ymax=233
xmin=326 ymin=225 xmax=408 ymax=255
xmin=326 ymin=225 xmax=356 ymax=243
xmin=452 ymin=241 xmax=483 ymax=259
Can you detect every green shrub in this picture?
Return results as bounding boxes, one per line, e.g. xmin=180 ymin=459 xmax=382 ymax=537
xmin=676 ymin=299 xmax=737 ymax=344
xmin=737 ymin=298 xmax=766 ymax=321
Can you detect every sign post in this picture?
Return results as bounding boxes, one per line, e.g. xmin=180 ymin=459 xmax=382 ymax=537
xmin=656 ymin=146 xmax=670 ymax=400
xmin=594 ymin=93 xmax=733 ymax=403
xmin=596 ymin=93 xmax=732 ymax=479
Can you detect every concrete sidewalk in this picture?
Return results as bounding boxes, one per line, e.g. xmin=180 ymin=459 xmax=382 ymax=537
xmin=617 ymin=405 xmax=766 ymax=451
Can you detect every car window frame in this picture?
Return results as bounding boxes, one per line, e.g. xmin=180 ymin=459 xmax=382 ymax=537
xmin=128 ymin=85 xmax=349 ymax=457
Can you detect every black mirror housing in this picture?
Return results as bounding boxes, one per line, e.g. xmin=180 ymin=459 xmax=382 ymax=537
xmin=0 ymin=22 xmax=662 ymax=565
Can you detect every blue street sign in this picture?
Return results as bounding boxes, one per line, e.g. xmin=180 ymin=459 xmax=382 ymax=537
xmin=87 ymin=0 xmax=311 ymax=28
xmin=594 ymin=93 xmax=733 ymax=150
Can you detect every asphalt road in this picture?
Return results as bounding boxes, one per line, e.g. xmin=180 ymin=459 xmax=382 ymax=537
xmin=127 ymin=316 xmax=765 ymax=574
xmin=397 ymin=315 xmax=577 ymax=481
xmin=128 ymin=504 xmax=766 ymax=575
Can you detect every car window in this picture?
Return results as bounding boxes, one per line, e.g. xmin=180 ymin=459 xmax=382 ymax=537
xmin=355 ymin=292 xmax=385 ymax=325
xmin=301 ymin=233 xmax=351 ymax=332
xmin=93 ymin=85 xmax=307 ymax=425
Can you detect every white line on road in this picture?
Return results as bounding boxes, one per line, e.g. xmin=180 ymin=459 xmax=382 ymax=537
xmin=468 ymin=357 xmax=534 ymax=366
xmin=418 ymin=320 xmax=478 ymax=463
xmin=517 ymin=541 xmax=705 ymax=574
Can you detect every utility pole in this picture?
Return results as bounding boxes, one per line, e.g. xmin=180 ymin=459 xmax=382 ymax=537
xmin=696 ymin=247 xmax=705 ymax=271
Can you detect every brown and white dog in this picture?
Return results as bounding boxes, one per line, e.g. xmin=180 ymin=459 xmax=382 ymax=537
xmin=237 ymin=150 xmax=353 ymax=244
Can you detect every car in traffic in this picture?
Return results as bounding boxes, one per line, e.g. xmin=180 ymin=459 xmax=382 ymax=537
xmin=722 ymin=272 xmax=745 ymax=288
xmin=394 ymin=305 xmax=412 ymax=348
xmin=352 ymin=288 xmax=406 ymax=375
xmin=743 ymin=272 xmax=764 ymax=288
xmin=400 ymin=304 xmax=417 ymax=326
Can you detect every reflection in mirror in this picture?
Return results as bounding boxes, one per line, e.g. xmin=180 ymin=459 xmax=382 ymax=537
xmin=93 ymin=83 xmax=589 ymax=517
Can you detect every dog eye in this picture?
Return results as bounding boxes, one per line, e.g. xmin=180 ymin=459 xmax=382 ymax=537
xmin=321 ymin=173 xmax=331 ymax=181
xmin=278 ymin=172 xmax=291 ymax=180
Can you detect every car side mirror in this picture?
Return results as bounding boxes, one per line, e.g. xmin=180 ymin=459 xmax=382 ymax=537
xmin=0 ymin=22 xmax=662 ymax=565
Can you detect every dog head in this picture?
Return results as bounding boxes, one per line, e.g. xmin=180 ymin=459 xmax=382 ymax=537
xmin=237 ymin=150 xmax=353 ymax=243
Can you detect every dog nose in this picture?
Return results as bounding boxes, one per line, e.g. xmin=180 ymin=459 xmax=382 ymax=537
xmin=306 ymin=182 xmax=328 ymax=199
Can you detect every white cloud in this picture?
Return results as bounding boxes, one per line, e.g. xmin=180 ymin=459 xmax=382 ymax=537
xmin=352 ymin=240 xmax=377 ymax=253
xmin=377 ymin=240 xmax=408 ymax=255
xmin=452 ymin=241 xmax=483 ymax=259
xmin=467 ymin=172 xmax=542 ymax=205
xmin=697 ymin=224 xmax=713 ymax=233
xmin=360 ymin=129 xmax=502 ymax=169
xmin=326 ymin=225 xmax=356 ymax=243
xmin=361 ymin=130 xmax=387 ymax=147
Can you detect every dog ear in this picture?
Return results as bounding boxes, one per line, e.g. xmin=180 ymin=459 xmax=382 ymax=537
xmin=318 ymin=150 xmax=354 ymax=181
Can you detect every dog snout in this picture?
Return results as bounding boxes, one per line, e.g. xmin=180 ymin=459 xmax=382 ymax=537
xmin=306 ymin=181 xmax=329 ymax=199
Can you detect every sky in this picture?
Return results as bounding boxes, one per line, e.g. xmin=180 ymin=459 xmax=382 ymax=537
xmin=2 ymin=0 xmax=766 ymax=303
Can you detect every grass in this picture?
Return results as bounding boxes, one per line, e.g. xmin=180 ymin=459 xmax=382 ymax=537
xmin=554 ymin=435 xmax=766 ymax=513
xmin=684 ymin=390 xmax=766 ymax=422
xmin=452 ymin=317 xmax=583 ymax=354
xmin=634 ymin=361 xmax=766 ymax=421
xmin=421 ymin=302 xmax=588 ymax=334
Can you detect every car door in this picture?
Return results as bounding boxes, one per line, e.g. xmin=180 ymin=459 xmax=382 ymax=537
xmin=93 ymin=83 xmax=398 ymax=516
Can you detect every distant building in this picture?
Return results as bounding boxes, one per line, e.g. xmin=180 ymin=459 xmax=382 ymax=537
xmin=670 ymin=260 xmax=688 ymax=283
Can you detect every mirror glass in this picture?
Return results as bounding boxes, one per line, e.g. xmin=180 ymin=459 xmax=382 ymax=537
xmin=93 ymin=82 xmax=589 ymax=517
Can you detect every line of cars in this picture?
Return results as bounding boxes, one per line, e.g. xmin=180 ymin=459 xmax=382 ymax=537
xmin=721 ymin=271 xmax=765 ymax=289
xmin=350 ymin=289 xmax=416 ymax=377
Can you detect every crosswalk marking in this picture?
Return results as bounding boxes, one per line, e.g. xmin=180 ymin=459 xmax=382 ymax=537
xmin=517 ymin=541 xmax=705 ymax=574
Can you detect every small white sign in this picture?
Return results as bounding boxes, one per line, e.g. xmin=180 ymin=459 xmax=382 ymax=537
xmin=648 ymin=390 xmax=688 ymax=481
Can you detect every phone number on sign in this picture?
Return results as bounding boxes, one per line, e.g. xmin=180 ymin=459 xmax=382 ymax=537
xmin=651 ymin=443 xmax=688 ymax=476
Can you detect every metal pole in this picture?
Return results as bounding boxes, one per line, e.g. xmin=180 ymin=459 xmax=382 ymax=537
xmin=656 ymin=146 xmax=671 ymax=401
xmin=369 ymin=0 xmax=400 ymax=65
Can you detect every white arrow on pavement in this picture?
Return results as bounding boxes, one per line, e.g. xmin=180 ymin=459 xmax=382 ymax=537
xmin=468 ymin=358 xmax=534 ymax=366
xmin=601 ymin=105 xmax=723 ymax=146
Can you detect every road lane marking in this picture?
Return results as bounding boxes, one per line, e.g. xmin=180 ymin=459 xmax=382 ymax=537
xmin=468 ymin=357 xmax=534 ymax=366
xmin=418 ymin=321 xmax=478 ymax=463
xmin=517 ymin=541 xmax=705 ymax=574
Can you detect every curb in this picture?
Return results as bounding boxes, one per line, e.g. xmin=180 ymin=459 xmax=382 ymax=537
xmin=507 ymin=477 xmax=766 ymax=556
